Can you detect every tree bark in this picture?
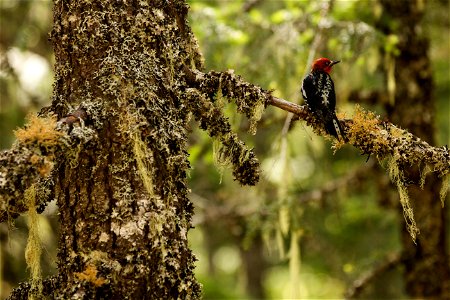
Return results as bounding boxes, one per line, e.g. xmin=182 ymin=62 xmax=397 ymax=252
xmin=9 ymin=0 xmax=205 ymax=298
xmin=377 ymin=0 xmax=450 ymax=297
xmin=6 ymin=0 xmax=265 ymax=298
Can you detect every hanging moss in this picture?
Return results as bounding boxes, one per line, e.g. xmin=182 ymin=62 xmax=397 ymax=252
xmin=387 ymin=155 xmax=419 ymax=243
xmin=440 ymin=174 xmax=449 ymax=207
xmin=183 ymin=88 xmax=260 ymax=185
xmin=24 ymin=184 xmax=43 ymax=300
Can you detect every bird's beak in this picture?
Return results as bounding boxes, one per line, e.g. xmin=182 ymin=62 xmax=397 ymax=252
xmin=330 ymin=60 xmax=340 ymax=67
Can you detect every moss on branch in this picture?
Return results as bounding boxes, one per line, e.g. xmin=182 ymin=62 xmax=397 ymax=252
xmin=183 ymin=87 xmax=260 ymax=185
xmin=189 ymin=69 xmax=449 ymax=181
xmin=189 ymin=69 xmax=449 ymax=241
xmin=0 ymin=110 xmax=91 ymax=223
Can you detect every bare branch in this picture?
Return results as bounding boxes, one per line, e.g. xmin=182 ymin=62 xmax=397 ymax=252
xmin=267 ymin=96 xmax=310 ymax=120
xmin=345 ymin=253 xmax=402 ymax=299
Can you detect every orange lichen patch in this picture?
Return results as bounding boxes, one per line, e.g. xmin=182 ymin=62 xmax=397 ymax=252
xmin=346 ymin=105 xmax=389 ymax=153
xmin=74 ymin=264 xmax=107 ymax=287
xmin=14 ymin=114 xmax=63 ymax=147
xmin=29 ymin=154 xmax=54 ymax=177
xmin=30 ymin=154 xmax=41 ymax=165
xmin=347 ymin=105 xmax=380 ymax=139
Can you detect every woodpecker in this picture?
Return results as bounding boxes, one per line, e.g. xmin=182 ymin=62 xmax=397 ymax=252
xmin=301 ymin=57 xmax=346 ymax=141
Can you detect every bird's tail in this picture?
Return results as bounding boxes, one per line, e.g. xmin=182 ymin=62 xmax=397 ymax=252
xmin=325 ymin=113 xmax=347 ymax=142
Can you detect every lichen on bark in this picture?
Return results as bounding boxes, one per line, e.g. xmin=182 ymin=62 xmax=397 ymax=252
xmin=5 ymin=0 xmax=266 ymax=298
xmin=7 ymin=0 xmax=208 ymax=298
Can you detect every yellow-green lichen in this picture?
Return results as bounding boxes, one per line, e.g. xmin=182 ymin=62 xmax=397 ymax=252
xmin=347 ymin=105 xmax=388 ymax=153
xmin=24 ymin=184 xmax=43 ymax=299
xmin=419 ymin=163 xmax=432 ymax=189
xmin=248 ymin=100 xmax=265 ymax=135
xmin=440 ymin=174 xmax=449 ymax=207
xmin=133 ymin=132 xmax=156 ymax=199
xmin=212 ymin=138 xmax=227 ymax=183
xmin=15 ymin=114 xmax=63 ymax=148
xmin=387 ymin=155 xmax=419 ymax=243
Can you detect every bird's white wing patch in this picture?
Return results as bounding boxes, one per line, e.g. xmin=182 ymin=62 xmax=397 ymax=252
xmin=301 ymin=82 xmax=308 ymax=99
xmin=333 ymin=119 xmax=342 ymax=139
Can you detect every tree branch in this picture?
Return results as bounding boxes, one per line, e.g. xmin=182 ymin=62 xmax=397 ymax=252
xmin=344 ymin=253 xmax=402 ymax=299
xmin=2 ymin=68 xmax=449 ymax=223
xmin=269 ymin=96 xmax=449 ymax=176
xmin=187 ymin=69 xmax=449 ymax=179
xmin=0 ymin=108 xmax=90 ymax=223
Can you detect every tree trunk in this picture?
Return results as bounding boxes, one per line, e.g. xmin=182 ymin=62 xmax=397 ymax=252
xmin=377 ymin=0 xmax=450 ymax=297
xmin=9 ymin=0 xmax=203 ymax=298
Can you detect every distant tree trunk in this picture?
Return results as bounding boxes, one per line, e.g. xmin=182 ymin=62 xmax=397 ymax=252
xmin=9 ymin=0 xmax=204 ymax=298
xmin=239 ymin=234 xmax=267 ymax=299
xmin=377 ymin=0 xmax=450 ymax=297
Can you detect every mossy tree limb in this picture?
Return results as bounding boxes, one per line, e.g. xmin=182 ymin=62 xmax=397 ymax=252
xmin=188 ymin=68 xmax=448 ymax=245
xmin=183 ymin=88 xmax=260 ymax=185
xmin=0 ymin=115 xmax=65 ymax=223
xmin=188 ymin=69 xmax=449 ymax=180
xmin=0 ymin=109 xmax=93 ymax=223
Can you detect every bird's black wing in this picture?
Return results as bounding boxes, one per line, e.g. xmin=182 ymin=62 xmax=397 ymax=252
xmin=301 ymin=71 xmax=345 ymax=141
xmin=300 ymin=73 xmax=315 ymax=105
xmin=301 ymin=73 xmax=326 ymax=115
xmin=319 ymin=72 xmax=336 ymax=111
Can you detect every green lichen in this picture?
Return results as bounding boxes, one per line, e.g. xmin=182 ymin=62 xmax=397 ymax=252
xmin=184 ymin=87 xmax=260 ymax=185
xmin=133 ymin=132 xmax=156 ymax=199
xmin=24 ymin=184 xmax=43 ymax=299
xmin=387 ymin=155 xmax=419 ymax=243
xmin=419 ymin=163 xmax=432 ymax=189
xmin=440 ymin=174 xmax=449 ymax=207
xmin=248 ymin=101 xmax=265 ymax=135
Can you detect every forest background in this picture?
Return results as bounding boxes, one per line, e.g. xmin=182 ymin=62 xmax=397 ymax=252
xmin=0 ymin=0 xmax=449 ymax=299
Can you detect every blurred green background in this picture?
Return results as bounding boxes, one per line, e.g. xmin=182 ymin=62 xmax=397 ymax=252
xmin=1 ymin=0 xmax=449 ymax=299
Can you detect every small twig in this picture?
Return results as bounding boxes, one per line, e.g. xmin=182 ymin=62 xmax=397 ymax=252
xmin=267 ymin=96 xmax=309 ymax=119
xmin=345 ymin=253 xmax=402 ymax=299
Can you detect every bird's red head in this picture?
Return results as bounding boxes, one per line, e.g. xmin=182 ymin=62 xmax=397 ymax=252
xmin=311 ymin=57 xmax=340 ymax=73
